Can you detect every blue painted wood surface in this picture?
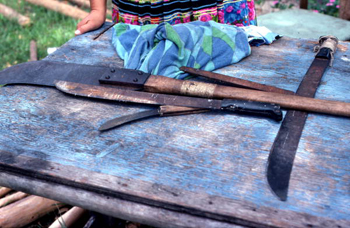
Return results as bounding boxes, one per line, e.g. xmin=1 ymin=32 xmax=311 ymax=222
xmin=0 ymin=23 xmax=349 ymax=227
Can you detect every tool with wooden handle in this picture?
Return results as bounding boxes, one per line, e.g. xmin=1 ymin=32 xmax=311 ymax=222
xmin=139 ymin=74 xmax=350 ymax=117
xmin=267 ymin=35 xmax=339 ymax=201
xmin=55 ymin=81 xmax=283 ymax=122
xmin=1 ymin=59 xmax=348 ymax=118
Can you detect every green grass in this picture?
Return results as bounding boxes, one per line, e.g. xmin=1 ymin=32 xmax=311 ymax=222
xmin=0 ymin=0 xmax=81 ymax=70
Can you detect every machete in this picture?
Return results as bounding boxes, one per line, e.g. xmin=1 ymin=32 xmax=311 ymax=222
xmin=266 ymin=35 xmax=339 ymax=201
xmin=0 ymin=60 xmax=291 ymax=94
xmin=1 ymin=60 xmax=350 ymax=117
xmin=54 ymin=80 xmax=283 ymax=121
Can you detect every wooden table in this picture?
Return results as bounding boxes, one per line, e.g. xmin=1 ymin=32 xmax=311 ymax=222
xmin=0 ymin=24 xmax=349 ymax=228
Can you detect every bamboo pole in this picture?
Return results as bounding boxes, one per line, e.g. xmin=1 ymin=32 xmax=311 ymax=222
xmin=49 ymin=206 xmax=87 ymax=228
xmin=0 ymin=187 xmax=11 ymax=198
xmin=25 ymin=0 xmax=89 ymax=20
xmin=0 ymin=195 xmax=64 ymax=228
xmin=0 ymin=3 xmax=31 ymax=26
xmin=0 ymin=191 xmax=29 ymax=208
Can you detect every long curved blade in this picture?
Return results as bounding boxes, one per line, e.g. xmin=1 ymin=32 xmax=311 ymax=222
xmin=267 ymin=35 xmax=338 ymax=200
xmin=266 ymin=110 xmax=307 ymax=200
xmin=267 ymin=57 xmax=331 ymax=201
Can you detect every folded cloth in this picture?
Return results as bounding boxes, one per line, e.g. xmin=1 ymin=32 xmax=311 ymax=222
xmin=241 ymin=25 xmax=281 ymax=46
xmin=112 ymin=21 xmax=279 ymax=79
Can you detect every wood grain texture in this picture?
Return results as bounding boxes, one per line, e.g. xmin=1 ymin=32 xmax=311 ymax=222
xmin=0 ymin=23 xmax=349 ymax=227
xmin=0 ymin=187 xmax=11 ymax=198
xmin=0 ymin=191 xmax=29 ymax=208
xmin=0 ymin=195 xmax=63 ymax=227
xmin=0 ymin=154 xmax=346 ymax=228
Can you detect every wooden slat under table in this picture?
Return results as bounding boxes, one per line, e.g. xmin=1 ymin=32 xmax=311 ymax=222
xmin=0 ymin=24 xmax=349 ymax=228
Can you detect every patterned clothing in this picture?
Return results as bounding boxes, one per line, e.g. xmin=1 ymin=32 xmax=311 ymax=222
xmin=111 ymin=0 xmax=256 ymax=26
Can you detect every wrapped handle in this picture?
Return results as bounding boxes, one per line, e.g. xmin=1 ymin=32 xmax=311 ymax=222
xmin=314 ymin=35 xmax=339 ymax=66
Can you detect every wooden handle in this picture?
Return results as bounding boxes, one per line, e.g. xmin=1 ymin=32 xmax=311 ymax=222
xmin=144 ymin=76 xmax=350 ymax=117
xmin=180 ymin=66 xmax=295 ymax=95
xmin=214 ymin=85 xmax=350 ymax=117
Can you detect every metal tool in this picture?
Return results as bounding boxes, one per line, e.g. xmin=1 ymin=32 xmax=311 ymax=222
xmin=55 ymin=80 xmax=283 ymax=122
xmin=1 ymin=60 xmax=350 ymax=117
xmin=0 ymin=60 xmax=286 ymax=92
xmin=99 ymin=106 xmax=208 ymax=131
xmin=266 ymin=35 xmax=339 ymax=201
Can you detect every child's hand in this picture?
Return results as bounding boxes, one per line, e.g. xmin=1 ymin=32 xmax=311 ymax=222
xmin=75 ymin=10 xmax=106 ymax=35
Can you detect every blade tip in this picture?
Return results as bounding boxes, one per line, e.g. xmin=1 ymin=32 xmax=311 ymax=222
xmin=266 ymin=172 xmax=289 ymax=201
xmin=98 ymin=126 xmax=108 ymax=131
xmin=267 ymin=179 xmax=288 ymax=201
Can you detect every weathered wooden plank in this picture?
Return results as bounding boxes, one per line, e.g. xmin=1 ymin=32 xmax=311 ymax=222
xmin=0 ymin=166 xmax=244 ymax=228
xmin=0 ymin=23 xmax=349 ymax=227
xmin=0 ymin=153 xmax=348 ymax=228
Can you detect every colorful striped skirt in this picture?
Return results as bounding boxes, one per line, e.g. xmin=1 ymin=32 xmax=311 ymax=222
xmin=112 ymin=0 xmax=257 ymax=26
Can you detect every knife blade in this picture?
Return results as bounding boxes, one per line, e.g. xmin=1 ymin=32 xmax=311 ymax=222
xmin=266 ymin=35 xmax=339 ymax=201
xmin=55 ymin=80 xmax=283 ymax=122
xmin=99 ymin=106 xmax=208 ymax=131
xmin=0 ymin=61 xmax=134 ymax=87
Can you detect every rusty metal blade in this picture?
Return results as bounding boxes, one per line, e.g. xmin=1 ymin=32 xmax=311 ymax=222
xmin=55 ymin=81 xmax=283 ymax=121
xmin=0 ymin=60 xmax=144 ymax=90
xmin=99 ymin=109 xmax=160 ymax=131
xmin=267 ymin=57 xmax=331 ymax=201
xmin=99 ymin=106 xmax=209 ymax=131
xmin=55 ymin=81 xmax=223 ymax=109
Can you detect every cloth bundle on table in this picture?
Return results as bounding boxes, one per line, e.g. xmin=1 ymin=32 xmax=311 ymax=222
xmin=111 ymin=21 xmax=280 ymax=79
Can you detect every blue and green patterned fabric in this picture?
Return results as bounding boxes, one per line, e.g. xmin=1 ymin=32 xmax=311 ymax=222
xmin=112 ymin=21 xmax=278 ymax=79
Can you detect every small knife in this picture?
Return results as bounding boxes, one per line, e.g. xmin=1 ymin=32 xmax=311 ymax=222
xmin=99 ymin=106 xmax=208 ymax=131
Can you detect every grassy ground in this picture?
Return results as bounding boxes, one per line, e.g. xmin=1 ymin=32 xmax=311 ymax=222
xmin=0 ymin=0 xmax=80 ymax=70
